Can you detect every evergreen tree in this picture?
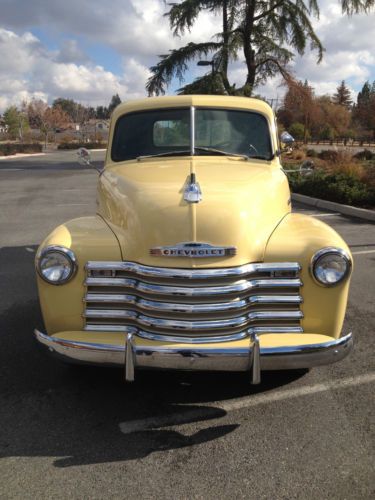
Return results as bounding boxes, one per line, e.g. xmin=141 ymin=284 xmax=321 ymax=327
xmin=354 ymin=80 xmax=375 ymax=139
xmin=333 ymin=81 xmax=352 ymax=109
xmin=147 ymin=0 xmax=374 ymax=97
xmin=108 ymin=94 xmax=121 ymax=115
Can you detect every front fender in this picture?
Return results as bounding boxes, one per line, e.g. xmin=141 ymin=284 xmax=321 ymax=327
xmin=36 ymin=216 xmax=122 ymax=335
xmin=264 ymin=213 xmax=352 ymax=339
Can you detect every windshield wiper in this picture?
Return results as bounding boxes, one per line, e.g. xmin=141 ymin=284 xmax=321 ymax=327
xmin=137 ymin=150 xmax=191 ymax=160
xmin=194 ymin=147 xmax=249 ymax=159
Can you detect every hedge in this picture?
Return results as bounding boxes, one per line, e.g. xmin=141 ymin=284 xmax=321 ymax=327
xmin=289 ymin=171 xmax=375 ymax=208
xmin=57 ymin=142 xmax=107 ymax=150
xmin=0 ymin=143 xmax=43 ymax=156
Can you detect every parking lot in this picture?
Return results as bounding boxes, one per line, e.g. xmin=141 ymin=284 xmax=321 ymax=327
xmin=0 ymin=151 xmax=374 ymax=499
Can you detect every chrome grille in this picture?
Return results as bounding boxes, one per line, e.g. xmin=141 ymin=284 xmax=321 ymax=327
xmin=84 ymin=261 xmax=303 ymax=342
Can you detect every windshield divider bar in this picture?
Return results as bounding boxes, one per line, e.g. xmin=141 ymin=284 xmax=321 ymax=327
xmin=190 ymin=106 xmax=195 ymax=156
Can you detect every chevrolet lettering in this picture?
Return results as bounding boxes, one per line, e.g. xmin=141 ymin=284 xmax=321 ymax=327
xmin=34 ymin=95 xmax=353 ymax=384
xmin=150 ymin=243 xmax=237 ymax=257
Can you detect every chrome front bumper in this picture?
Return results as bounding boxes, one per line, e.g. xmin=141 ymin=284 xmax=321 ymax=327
xmin=34 ymin=330 xmax=353 ymax=384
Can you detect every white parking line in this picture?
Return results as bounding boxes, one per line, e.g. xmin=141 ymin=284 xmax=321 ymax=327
xmin=352 ymin=249 xmax=375 ymax=255
xmin=119 ymin=372 xmax=375 ymax=434
xmin=311 ymin=213 xmax=339 ymax=217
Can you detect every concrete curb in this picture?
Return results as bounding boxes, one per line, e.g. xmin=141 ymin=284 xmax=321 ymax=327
xmin=291 ymin=193 xmax=375 ymax=222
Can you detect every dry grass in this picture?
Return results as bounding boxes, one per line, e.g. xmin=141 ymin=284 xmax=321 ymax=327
xmin=321 ymin=150 xmax=366 ymax=181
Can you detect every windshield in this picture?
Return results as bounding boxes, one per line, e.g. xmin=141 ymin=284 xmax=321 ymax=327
xmin=111 ymin=107 xmax=273 ymax=162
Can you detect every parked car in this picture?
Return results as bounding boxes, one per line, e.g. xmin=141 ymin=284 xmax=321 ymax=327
xmin=34 ymin=95 xmax=353 ymax=383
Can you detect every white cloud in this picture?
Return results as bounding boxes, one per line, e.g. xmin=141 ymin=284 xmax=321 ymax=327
xmin=0 ymin=28 xmax=151 ymax=111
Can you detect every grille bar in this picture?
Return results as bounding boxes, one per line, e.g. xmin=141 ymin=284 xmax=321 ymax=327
xmin=85 ymin=293 xmax=302 ymax=314
xmin=84 ymin=309 xmax=303 ymax=331
xmin=85 ymin=277 xmax=302 ymax=296
xmin=86 ymin=261 xmax=301 ymax=279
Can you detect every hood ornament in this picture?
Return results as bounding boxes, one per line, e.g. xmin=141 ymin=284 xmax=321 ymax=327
xmin=184 ymin=173 xmax=202 ymax=204
xmin=150 ymin=242 xmax=237 ymax=258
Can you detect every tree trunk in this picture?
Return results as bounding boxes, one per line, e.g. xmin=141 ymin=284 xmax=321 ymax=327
xmin=221 ymin=0 xmax=232 ymax=95
xmin=243 ymin=0 xmax=256 ymax=96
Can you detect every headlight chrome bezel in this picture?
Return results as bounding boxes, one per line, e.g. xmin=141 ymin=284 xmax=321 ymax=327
xmin=36 ymin=245 xmax=78 ymax=285
xmin=310 ymin=247 xmax=352 ymax=287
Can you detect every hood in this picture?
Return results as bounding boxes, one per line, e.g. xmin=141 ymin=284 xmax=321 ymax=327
xmin=98 ymin=157 xmax=291 ymax=267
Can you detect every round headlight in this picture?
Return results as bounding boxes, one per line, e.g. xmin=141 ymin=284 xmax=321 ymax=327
xmin=311 ymin=248 xmax=351 ymax=287
xmin=37 ymin=246 xmax=77 ymax=285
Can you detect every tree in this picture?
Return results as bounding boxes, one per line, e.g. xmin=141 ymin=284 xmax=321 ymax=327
xmin=177 ymin=73 xmax=226 ymax=94
xmin=96 ymin=105 xmax=109 ymax=120
xmin=108 ymin=94 xmax=121 ymax=115
xmin=313 ymin=95 xmax=351 ymax=138
xmin=147 ymin=0 xmax=374 ymax=97
xmin=353 ymin=80 xmax=375 ymax=139
xmin=333 ymin=81 xmax=352 ymax=109
xmin=52 ymin=98 xmax=78 ymax=122
xmin=28 ymin=100 xmax=69 ymax=147
xmin=280 ymin=79 xmax=318 ymax=142
xmin=3 ymin=106 xmax=29 ymax=141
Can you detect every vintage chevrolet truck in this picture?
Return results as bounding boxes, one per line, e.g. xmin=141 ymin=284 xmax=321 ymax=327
xmin=34 ymin=95 xmax=353 ymax=384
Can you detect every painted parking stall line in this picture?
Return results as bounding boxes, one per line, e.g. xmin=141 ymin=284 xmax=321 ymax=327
xmin=119 ymin=372 xmax=375 ymax=435
xmin=352 ymin=249 xmax=375 ymax=255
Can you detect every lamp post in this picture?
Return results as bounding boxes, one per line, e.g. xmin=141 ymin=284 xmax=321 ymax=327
xmin=197 ymin=60 xmax=215 ymax=93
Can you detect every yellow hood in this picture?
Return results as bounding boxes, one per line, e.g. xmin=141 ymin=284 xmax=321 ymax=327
xmin=97 ymin=157 xmax=291 ymax=267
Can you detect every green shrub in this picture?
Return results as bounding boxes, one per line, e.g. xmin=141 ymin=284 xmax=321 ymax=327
xmin=0 ymin=143 xmax=43 ymax=156
xmin=289 ymin=170 xmax=375 ymax=208
xmin=353 ymin=149 xmax=374 ymax=161
xmin=57 ymin=142 xmax=107 ymax=150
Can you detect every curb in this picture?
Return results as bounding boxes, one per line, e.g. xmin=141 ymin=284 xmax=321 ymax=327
xmin=291 ymin=193 xmax=375 ymax=222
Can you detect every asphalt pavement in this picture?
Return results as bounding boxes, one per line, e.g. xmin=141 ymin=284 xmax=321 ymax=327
xmin=0 ymin=151 xmax=374 ymax=499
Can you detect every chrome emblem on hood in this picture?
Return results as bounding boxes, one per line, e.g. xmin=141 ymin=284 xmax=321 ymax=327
xmin=183 ymin=173 xmax=202 ymax=204
xmin=150 ymin=242 xmax=237 ymax=258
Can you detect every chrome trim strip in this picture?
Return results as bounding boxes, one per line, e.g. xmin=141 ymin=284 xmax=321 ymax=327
xmin=83 ymin=325 xmax=304 ymax=343
xmin=84 ymin=293 xmax=303 ymax=312
xmin=34 ymin=330 xmax=354 ymax=380
xmin=84 ymin=309 xmax=303 ymax=331
xmin=85 ymin=277 xmax=303 ymax=296
xmin=86 ymin=261 xmax=301 ymax=279
xmin=310 ymin=247 xmax=352 ymax=287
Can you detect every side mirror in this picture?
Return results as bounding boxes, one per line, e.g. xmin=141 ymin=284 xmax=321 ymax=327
xmin=280 ymin=131 xmax=295 ymax=145
xmin=300 ymin=160 xmax=315 ymax=177
xmin=77 ymin=147 xmax=91 ymax=166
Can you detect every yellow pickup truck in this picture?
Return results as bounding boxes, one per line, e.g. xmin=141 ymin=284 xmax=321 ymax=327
xmin=34 ymin=95 xmax=353 ymax=384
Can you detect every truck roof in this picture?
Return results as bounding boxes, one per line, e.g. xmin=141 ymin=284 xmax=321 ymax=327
xmin=112 ymin=95 xmax=274 ymax=120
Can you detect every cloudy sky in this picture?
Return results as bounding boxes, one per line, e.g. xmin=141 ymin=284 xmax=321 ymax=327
xmin=0 ymin=0 xmax=374 ymax=112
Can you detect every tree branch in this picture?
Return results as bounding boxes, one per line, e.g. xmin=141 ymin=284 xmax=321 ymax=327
xmin=253 ymin=0 xmax=286 ymax=21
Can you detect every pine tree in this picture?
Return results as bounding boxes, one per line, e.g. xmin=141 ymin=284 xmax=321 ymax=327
xmin=108 ymin=94 xmax=121 ymax=115
xmin=333 ymin=81 xmax=352 ymax=109
xmin=147 ymin=0 xmax=374 ymax=97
